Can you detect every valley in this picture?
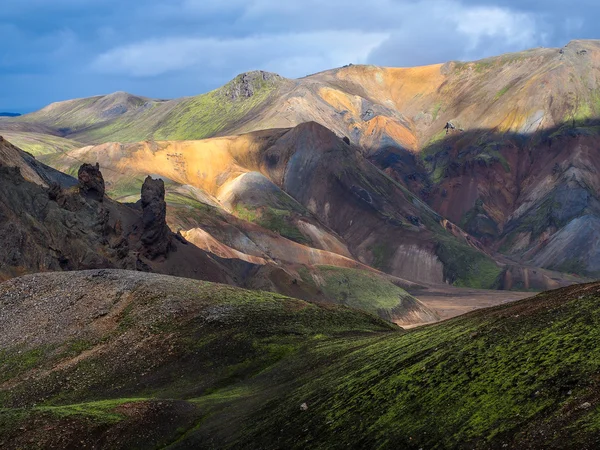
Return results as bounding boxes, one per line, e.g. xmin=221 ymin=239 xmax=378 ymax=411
xmin=1 ymin=39 xmax=600 ymax=448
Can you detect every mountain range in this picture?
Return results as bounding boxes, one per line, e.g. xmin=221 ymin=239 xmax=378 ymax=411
xmin=4 ymin=41 xmax=599 ymax=289
xmin=1 ymin=39 xmax=600 ymax=448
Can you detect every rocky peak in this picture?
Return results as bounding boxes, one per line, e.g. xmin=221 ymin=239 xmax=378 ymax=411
xmin=223 ymin=71 xmax=283 ymax=100
xmin=78 ymin=163 xmax=105 ymax=202
xmin=140 ymin=176 xmax=172 ymax=259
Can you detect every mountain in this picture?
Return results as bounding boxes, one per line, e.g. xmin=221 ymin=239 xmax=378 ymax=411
xmin=0 ymin=135 xmax=439 ymax=325
xmin=0 ymin=112 xmax=21 ymax=117
xmin=1 ymin=270 xmax=600 ymax=449
xmin=4 ymin=41 xmax=600 ymax=283
xmin=39 ymin=122 xmax=511 ymax=290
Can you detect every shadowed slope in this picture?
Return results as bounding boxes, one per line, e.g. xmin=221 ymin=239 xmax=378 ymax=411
xmin=413 ymin=118 xmax=600 ymax=279
xmin=1 ymin=271 xmax=600 ymax=448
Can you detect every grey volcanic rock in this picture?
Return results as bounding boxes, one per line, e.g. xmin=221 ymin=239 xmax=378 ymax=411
xmin=0 ymin=138 xmax=237 ymax=284
xmin=141 ymin=176 xmax=173 ymax=259
xmin=224 ymin=71 xmax=282 ymax=99
xmin=78 ymin=163 xmax=105 ymax=201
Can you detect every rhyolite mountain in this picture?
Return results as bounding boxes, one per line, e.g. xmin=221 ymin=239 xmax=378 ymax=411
xmin=2 ymin=40 xmax=600 ymax=284
xmin=41 ymin=121 xmax=511 ymax=291
xmin=0 ymin=136 xmax=438 ymax=325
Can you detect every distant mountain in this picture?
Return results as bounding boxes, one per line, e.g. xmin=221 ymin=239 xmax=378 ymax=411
xmin=0 ymin=112 xmax=21 ymax=117
xmin=5 ymin=40 xmax=600 ymax=283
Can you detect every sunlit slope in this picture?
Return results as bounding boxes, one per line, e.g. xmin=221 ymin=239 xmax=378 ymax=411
xmin=10 ymin=41 xmax=600 ymax=154
xmin=42 ymin=122 xmax=501 ymax=287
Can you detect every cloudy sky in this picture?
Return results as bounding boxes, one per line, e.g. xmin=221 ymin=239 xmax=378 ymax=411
xmin=1 ymin=0 xmax=597 ymax=112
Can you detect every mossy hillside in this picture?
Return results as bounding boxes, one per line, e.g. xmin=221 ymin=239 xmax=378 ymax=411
xmin=421 ymin=134 xmax=511 ymax=186
xmin=233 ymin=204 xmax=309 ymax=244
xmin=435 ymin=232 xmax=502 ymax=289
xmin=215 ymin=284 xmax=600 ymax=449
xmin=76 ymin=74 xmax=282 ymax=144
xmin=418 ymin=213 xmax=502 ymax=289
xmin=0 ymin=132 xmax=83 ymax=156
xmin=299 ymin=265 xmax=416 ymax=317
xmin=0 ymin=274 xmax=395 ymax=410
xmin=5 ymin=275 xmax=600 ymax=447
xmin=153 ymin=75 xmax=281 ymax=141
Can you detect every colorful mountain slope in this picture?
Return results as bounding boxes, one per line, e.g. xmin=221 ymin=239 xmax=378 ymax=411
xmin=39 ymin=122 xmax=503 ymax=288
xmin=5 ymin=40 xmax=600 ymax=280
xmin=0 ymin=136 xmax=437 ymax=324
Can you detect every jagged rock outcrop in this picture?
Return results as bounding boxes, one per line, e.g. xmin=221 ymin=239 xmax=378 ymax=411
xmin=140 ymin=176 xmax=173 ymax=259
xmin=0 ymin=139 xmax=236 ymax=284
xmin=224 ymin=71 xmax=282 ymax=99
xmin=78 ymin=163 xmax=105 ymax=201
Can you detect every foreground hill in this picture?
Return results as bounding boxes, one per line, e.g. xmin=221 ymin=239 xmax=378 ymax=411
xmin=1 ymin=270 xmax=599 ymax=448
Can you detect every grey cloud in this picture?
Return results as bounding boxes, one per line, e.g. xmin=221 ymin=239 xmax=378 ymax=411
xmin=0 ymin=0 xmax=598 ymax=112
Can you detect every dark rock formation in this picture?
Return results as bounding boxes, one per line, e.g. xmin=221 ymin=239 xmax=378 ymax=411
xmin=47 ymin=182 xmax=61 ymax=201
xmin=224 ymin=71 xmax=281 ymax=100
xmin=78 ymin=163 xmax=105 ymax=202
xmin=140 ymin=176 xmax=172 ymax=259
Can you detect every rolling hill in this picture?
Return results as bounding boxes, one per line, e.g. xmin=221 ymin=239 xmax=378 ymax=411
xmin=1 ymin=270 xmax=599 ymax=448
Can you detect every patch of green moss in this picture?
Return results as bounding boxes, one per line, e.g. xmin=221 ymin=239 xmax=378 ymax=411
xmin=512 ymin=196 xmax=563 ymax=240
xmin=494 ymin=85 xmax=511 ymax=100
xmin=2 ymin=133 xmax=83 ymax=156
xmin=435 ymin=233 xmax=502 ymax=288
xmin=572 ymin=102 xmax=594 ymax=126
xmin=36 ymin=398 xmax=146 ymax=424
xmin=233 ymin=205 xmax=309 ymax=244
xmin=0 ymin=347 xmax=52 ymax=383
xmin=297 ymin=266 xmax=316 ymax=287
xmin=473 ymin=60 xmax=495 ymax=73
xmin=313 ymin=266 xmax=414 ymax=315
xmin=419 ymin=213 xmax=501 ymax=289
xmin=60 ymin=339 xmax=95 ymax=358
xmin=233 ymin=204 xmax=258 ymax=223
xmin=431 ymin=102 xmax=443 ymax=121
xmin=106 ymin=177 xmax=145 ymax=200
xmin=164 ymin=193 xmax=212 ymax=211
xmin=369 ymin=243 xmax=395 ymax=270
